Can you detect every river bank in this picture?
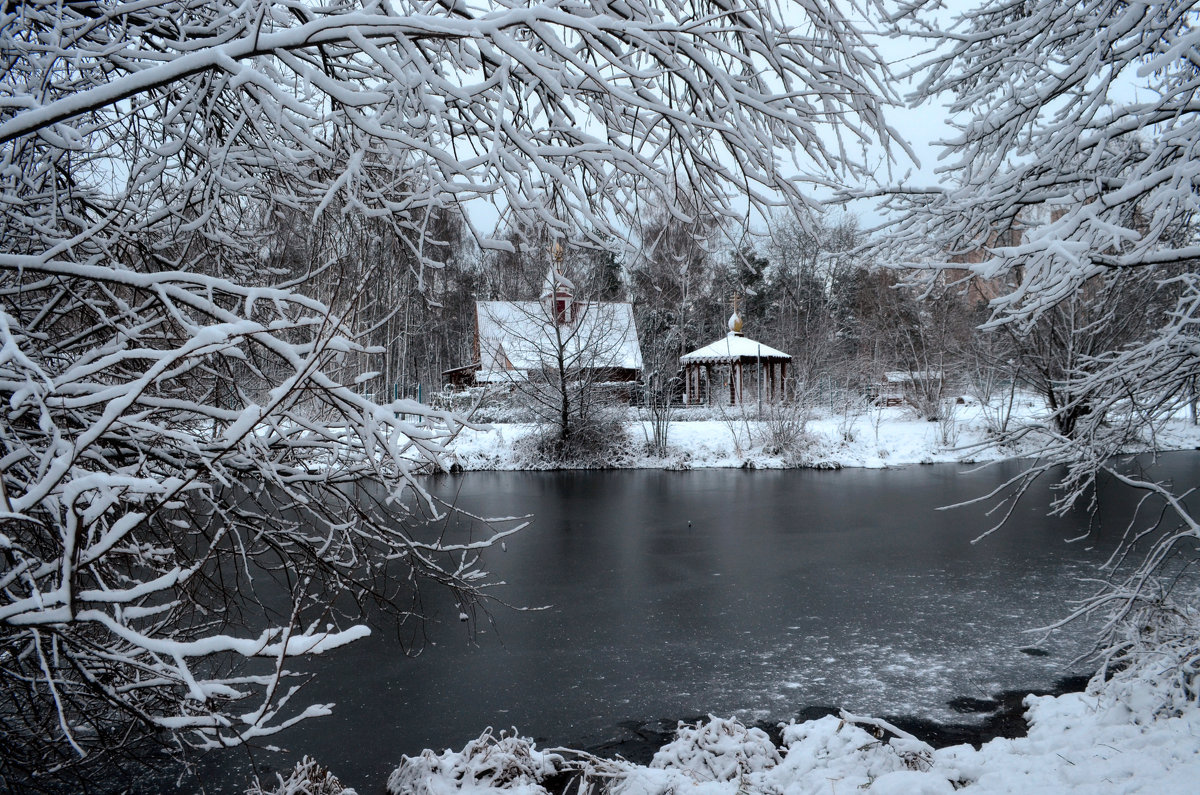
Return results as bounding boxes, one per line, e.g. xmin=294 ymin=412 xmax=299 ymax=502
xmin=446 ymin=400 xmax=1200 ymax=471
xmin=375 ymin=674 xmax=1200 ymax=795
xmin=372 ymin=665 xmax=1200 ymax=795
xmin=582 ymin=673 xmax=1093 ymax=766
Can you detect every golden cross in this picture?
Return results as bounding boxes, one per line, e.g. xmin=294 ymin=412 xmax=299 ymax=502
xmin=730 ymin=293 xmax=742 ymax=315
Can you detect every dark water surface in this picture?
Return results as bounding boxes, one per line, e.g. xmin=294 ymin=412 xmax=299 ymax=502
xmin=196 ymin=455 xmax=1198 ymax=793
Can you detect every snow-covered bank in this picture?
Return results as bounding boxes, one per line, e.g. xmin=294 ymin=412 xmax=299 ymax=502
xmin=259 ymin=640 xmax=1200 ymax=795
xmin=375 ymin=685 xmax=1200 ymax=795
xmin=447 ymin=401 xmax=1200 ymax=471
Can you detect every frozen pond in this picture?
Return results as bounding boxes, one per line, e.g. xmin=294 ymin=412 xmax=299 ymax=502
xmin=197 ymin=455 xmax=1199 ymax=792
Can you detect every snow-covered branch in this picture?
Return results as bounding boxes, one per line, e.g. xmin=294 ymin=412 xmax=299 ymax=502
xmin=0 ymin=260 xmax=511 ymax=784
xmin=880 ymin=0 xmax=1200 ymax=714
xmin=1 ymin=0 xmax=904 ymax=785
xmin=881 ymin=0 xmax=1200 ymax=325
xmin=1 ymin=0 xmax=903 ymax=270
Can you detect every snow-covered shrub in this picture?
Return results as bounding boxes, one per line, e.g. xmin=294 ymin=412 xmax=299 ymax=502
xmin=246 ymin=757 xmax=356 ymax=795
xmin=447 ymin=387 xmax=539 ymax=424
xmin=649 ymin=716 xmax=781 ymax=782
xmin=1094 ymin=585 xmax=1200 ymax=717
xmin=775 ymin=714 xmax=931 ymax=788
xmin=387 ymin=728 xmax=565 ymax=795
xmin=834 ymin=391 xmax=867 ymax=443
xmin=754 ymin=400 xmax=814 ymax=459
xmin=641 ymin=378 xmax=679 ymax=458
xmin=937 ymin=399 xmax=961 ymax=447
xmin=522 ymin=408 xmax=633 ymax=467
xmin=666 ymin=405 xmax=727 ymax=423
xmin=900 ymin=375 xmax=949 ymax=424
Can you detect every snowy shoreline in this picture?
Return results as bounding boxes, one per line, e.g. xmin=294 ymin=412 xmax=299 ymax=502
xmin=571 ymin=672 xmax=1093 ymax=767
xmin=375 ymin=677 xmax=1200 ymax=795
xmin=446 ymin=401 xmax=1200 ymax=472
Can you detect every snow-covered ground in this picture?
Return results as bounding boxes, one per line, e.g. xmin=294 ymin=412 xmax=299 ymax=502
xmin=265 ymin=686 xmax=1200 ymax=793
xmin=447 ymin=398 xmax=1200 ymax=472
xmin=373 ymin=687 xmax=1200 ymax=795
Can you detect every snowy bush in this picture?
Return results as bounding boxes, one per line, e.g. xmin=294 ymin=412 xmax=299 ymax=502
xmin=664 ymin=406 xmax=729 ymax=423
xmin=247 ymin=757 xmax=356 ymax=795
xmin=936 ymin=400 xmax=962 ymax=448
xmin=834 ymin=392 xmax=867 ymax=444
xmin=387 ymin=728 xmax=565 ymax=795
xmin=614 ymin=714 xmax=940 ymax=794
xmin=648 ymin=716 xmax=781 ymax=782
xmin=1094 ymin=584 xmax=1200 ymax=717
xmin=775 ymin=714 xmax=932 ymax=788
xmin=754 ymin=400 xmax=815 ymax=460
xmin=521 ymin=410 xmax=633 ymax=468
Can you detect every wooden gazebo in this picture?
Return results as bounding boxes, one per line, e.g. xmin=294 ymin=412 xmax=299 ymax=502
xmin=679 ymin=310 xmax=790 ymax=406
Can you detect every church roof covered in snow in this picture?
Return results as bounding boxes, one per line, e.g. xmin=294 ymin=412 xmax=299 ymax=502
xmin=679 ymin=333 xmax=791 ymax=364
xmin=475 ymin=300 xmax=642 ymax=381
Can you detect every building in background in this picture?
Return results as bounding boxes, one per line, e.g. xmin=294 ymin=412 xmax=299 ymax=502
xmin=444 ymin=264 xmax=643 ymax=393
xmin=680 ymin=304 xmax=790 ymax=406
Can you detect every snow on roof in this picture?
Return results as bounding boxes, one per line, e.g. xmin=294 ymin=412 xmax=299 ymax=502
xmin=476 ymin=300 xmax=643 ymax=376
xmin=680 ymin=333 xmax=790 ymax=364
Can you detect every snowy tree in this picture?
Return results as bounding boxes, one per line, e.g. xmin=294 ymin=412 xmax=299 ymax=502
xmin=880 ymin=0 xmax=1200 ymax=704
xmin=630 ymin=197 xmax=725 ymax=374
xmin=0 ymin=264 xmax=525 ymax=787
xmin=761 ymin=211 xmax=861 ymax=388
xmin=478 ymin=262 xmax=641 ymax=462
xmin=1 ymin=0 xmax=906 ymax=782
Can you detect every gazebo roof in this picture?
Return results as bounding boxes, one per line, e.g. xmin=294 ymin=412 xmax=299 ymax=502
xmin=680 ymin=333 xmax=791 ymax=364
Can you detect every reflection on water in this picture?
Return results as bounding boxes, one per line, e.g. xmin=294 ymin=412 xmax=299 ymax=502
xmin=195 ymin=455 xmax=1199 ymax=793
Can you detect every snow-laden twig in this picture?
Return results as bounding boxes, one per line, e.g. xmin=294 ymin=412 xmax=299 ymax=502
xmin=879 ymin=0 xmax=1200 ymax=717
xmin=0 ymin=263 xmax=519 ymax=783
